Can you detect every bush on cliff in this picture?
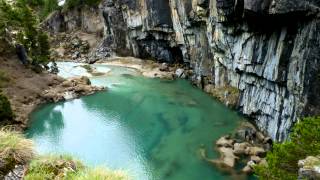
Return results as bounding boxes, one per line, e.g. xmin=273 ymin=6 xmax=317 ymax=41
xmin=254 ymin=117 xmax=320 ymax=180
xmin=0 ymin=93 xmax=14 ymax=121
xmin=0 ymin=0 xmax=51 ymax=66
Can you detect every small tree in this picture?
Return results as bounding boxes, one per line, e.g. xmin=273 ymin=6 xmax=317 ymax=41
xmin=0 ymin=0 xmax=51 ymax=67
xmin=0 ymin=93 xmax=14 ymax=121
xmin=254 ymin=117 xmax=320 ymax=180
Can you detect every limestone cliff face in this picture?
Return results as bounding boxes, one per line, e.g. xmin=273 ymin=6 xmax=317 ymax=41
xmin=45 ymin=0 xmax=320 ymax=141
xmin=100 ymin=0 xmax=320 ymax=141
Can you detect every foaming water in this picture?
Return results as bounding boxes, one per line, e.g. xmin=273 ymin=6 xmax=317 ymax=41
xmin=26 ymin=62 xmax=253 ymax=180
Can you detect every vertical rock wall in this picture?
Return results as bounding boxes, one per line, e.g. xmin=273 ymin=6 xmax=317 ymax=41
xmin=44 ymin=0 xmax=320 ymax=141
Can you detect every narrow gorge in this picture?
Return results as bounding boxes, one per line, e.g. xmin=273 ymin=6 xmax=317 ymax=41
xmin=44 ymin=0 xmax=320 ymax=141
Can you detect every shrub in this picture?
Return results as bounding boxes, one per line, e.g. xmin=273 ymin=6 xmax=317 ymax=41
xmin=24 ymin=154 xmax=84 ymax=180
xmin=0 ymin=130 xmax=34 ymax=176
xmin=25 ymin=155 xmax=129 ymax=180
xmin=0 ymin=0 xmax=51 ymax=66
xmin=254 ymin=117 xmax=320 ymax=180
xmin=0 ymin=93 xmax=14 ymax=121
xmin=40 ymin=0 xmax=59 ymax=20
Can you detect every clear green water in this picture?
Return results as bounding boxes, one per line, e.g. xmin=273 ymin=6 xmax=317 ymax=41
xmin=26 ymin=62 xmax=251 ymax=180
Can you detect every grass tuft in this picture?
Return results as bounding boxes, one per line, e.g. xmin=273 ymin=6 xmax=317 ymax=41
xmin=74 ymin=167 xmax=129 ymax=180
xmin=25 ymin=155 xmax=129 ymax=180
xmin=24 ymin=154 xmax=84 ymax=180
xmin=0 ymin=130 xmax=34 ymax=176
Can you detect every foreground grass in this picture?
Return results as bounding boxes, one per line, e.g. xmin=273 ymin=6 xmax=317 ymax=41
xmin=0 ymin=130 xmax=129 ymax=179
xmin=25 ymin=155 xmax=129 ymax=180
xmin=0 ymin=130 xmax=34 ymax=176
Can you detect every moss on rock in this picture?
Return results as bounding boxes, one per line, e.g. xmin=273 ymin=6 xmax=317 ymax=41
xmin=204 ymin=85 xmax=240 ymax=108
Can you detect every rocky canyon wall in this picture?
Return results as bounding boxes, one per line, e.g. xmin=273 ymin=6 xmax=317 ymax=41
xmin=100 ymin=0 xmax=320 ymax=141
xmin=45 ymin=0 xmax=320 ymax=141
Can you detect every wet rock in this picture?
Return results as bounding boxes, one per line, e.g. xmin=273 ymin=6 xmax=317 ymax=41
xmin=245 ymin=146 xmax=266 ymax=156
xmin=233 ymin=142 xmax=250 ymax=155
xmin=235 ymin=123 xmax=257 ymax=142
xmin=175 ymin=68 xmax=185 ymax=78
xmin=250 ymin=156 xmax=262 ymax=164
xmin=217 ymin=147 xmax=239 ymax=168
xmin=242 ymin=160 xmax=256 ymax=174
xmin=160 ymin=63 xmax=169 ymax=72
xmin=216 ymin=136 xmax=235 ymax=148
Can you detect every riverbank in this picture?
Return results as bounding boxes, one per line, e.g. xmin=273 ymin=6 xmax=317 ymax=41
xmin=0 ymin=54 xmax=104 ymax=129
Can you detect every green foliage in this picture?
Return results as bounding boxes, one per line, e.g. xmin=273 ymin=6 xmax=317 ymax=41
xmin=73 ymin=167 xmax=129 ymax=180
xmin=0 ymin=93 xmax=14 ymax=121
xmin=40 ymin=0 xmax=59 ymax=19
xmin=0 ymin=0 xmax=51 ymax=66
xmin=24 ymin=154 xmax=84 ymax=180
xmin=25 ymin=155 xmax=129 ymax=180
xmin=254 ymin=117 xmax=320 ymax=180
xmin=63 ymin=0 xmax=101 ymax=11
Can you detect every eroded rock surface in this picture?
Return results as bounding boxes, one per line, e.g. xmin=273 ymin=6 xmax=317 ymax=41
xmin=42 ymin=76 xmax=105 ymax=103
xmin=111 ymin=0 xmax=320 ymax=141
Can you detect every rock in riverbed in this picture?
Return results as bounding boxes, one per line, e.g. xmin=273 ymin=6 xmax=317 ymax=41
xmin=42 ymin=76 xmax=104 ymax=102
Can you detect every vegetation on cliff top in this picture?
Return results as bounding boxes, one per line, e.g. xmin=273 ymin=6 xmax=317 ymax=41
xmin=254 ymin=116 xmax=320 ymax=180
xmin=0 ymin=0 xmax=51 ymax=66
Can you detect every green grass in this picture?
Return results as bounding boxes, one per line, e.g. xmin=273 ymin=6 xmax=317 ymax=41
xmin=25 ymin=155 xmax=129 ymax=180
xmin=71 ymin=167 xmax=129 ymax=180
xmin=0 ymin=93 xmax=14 ymax=120
xmin=24 ymin=154 xmax=84 ymax=180
xmin=0 ymin=130 xmax=129 ymax=179
xmin=0 ymin=130 xmax=34 ymax=176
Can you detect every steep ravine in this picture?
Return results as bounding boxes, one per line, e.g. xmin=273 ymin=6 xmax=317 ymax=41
xmin=44 ymin=0 xmax=320 ymax=141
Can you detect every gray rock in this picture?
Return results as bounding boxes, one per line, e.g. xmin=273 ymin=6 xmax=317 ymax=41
xmin=175 ymin=68 xmax=185 ymax=78
xmin=298 ymin=156 xmax=320 ymax=180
